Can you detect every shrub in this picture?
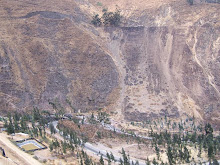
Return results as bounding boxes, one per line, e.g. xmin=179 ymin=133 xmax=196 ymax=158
xmin=91 ymin=9 xmax=122 ymax=27
xmin=97 ymin=131 xmax=101 ymax=138
xmin=33 ymin=156 xmax=38 ymax=160
xmin=96 ymin=2 xmax=102 ymax=6
xmin=102 ymin=9 xmax=121 ymax=26
xmin=187 ymin=0 xmax=193 ymax=5
xmin=91 ymin=14 xmax=102 ymax=26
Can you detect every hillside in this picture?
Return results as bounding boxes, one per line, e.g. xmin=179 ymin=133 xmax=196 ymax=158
xmin=0 ymin=0 xmax=220 ymax=128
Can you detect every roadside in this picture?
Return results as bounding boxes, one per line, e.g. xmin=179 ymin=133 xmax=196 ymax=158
xmin=0 ymin=133 xmax=41 ymax=165
xmin=51 ymin=121 xmax=148 ymax=165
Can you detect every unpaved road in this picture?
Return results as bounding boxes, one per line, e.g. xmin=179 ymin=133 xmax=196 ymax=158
xmin=0 ymin=133 xmax=41 ymax=165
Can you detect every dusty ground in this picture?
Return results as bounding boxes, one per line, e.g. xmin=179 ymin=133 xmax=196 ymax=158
xmin=12 ymin=133 xmax=29 ymax=141
xmin=0 ymin=155 xmax=15 ymax=165
xmin=58 ymin=120 xmax=98 ymax=140
xmin=84 ymin=0 xmax=178 ymax=17
xmin=0 ymin=133 xmax=41 ymax=165
xmin=34 ymin=148 xmax=56 ymax=162
xmin=0 ymin=130 xmax=81 ymax=165
xmin=98 ymin=137 xmax=154 ymax=160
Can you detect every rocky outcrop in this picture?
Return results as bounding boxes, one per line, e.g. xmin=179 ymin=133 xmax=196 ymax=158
xmin=106 ymin=1 xmax=220 ymax=127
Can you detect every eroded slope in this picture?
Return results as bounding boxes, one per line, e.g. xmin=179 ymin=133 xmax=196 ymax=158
xmin=0 ymin=0 xmax=220 ymax=127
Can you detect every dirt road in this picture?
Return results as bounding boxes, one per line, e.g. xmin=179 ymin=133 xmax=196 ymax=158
xmin=0 ymin=133 xmax=41 ymax=165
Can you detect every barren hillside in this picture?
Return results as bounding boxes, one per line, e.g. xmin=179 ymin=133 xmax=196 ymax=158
xmin=0 ymin=0 xmax=220 ymax=127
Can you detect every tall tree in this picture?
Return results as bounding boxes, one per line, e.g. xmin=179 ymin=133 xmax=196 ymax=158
xmin=49 ymin=122 xmax=56 ymax=135
xmin=99 ymin=155 xmax=104 ymax=165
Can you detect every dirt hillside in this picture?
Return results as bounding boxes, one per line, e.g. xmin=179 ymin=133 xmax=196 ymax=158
xmin=0 ymin=0 xmax=219 ymax=127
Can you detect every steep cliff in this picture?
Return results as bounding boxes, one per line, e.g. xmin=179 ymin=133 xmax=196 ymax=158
xmin=0 ymin=0 xmax=219 ymax=127
xmin=106 ymin=0 xmax=220 ymax=127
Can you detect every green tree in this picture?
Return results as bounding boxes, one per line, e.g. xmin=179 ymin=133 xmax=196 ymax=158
xmin=187 ymin=0 xmax=193 ymax=5
xmin=97 ymin=131 xmax=102 ymax=139
xmin=13 ymin=119 xmax=19 ymax=132
xmin=49 ymin=143 xmax=54 ymax=152
xmin=213 ymin=159 xmax=219 ymax=165
xmin=121 ymin=148 xmax=129 ymax=165
xmin=160 ymin=161 xmax=165 ymax=165
xmin=49 ymin=122 xmax=56 ymax=135
xmin=20 ymin=116 xmax=27 ymax=132
xmin=167 ymin=145 xmax=174 ymax=165
xmin=84 ymin=153 xmax=91 ymax=165
xmin=80 ymin=156 xmax=83 ymax=165
xmin=99 ymin=155 xmax=104 ymax=165
xmin=110 ymin=152 xmax=115 ymax=162
xmin=91 ymin=14 xmax=102 ymax=26
xmin=146 ymin=157 xmax=150 ymax=165
xmin=32 ymin=107 xmax=41 ymax=121
xmin=155 ymin=144 xmax=160 ymax=160
xmin=61 ymin=141 xmax=67 ymax=154
xmin=106 ymin=152 xmax=111 ymax=164
xmin=101 ymin=9 xmax=122 ymax=26
xmin=7 ymin=122 xmax=14 ymax=134
xmin=205 ymin=123 xmax=213 ymax=135
xmin=183 ymin=146 xmax=190 ymax=163
xmin=152 ymin=158 xmax=158 ymax=165
xmin=208 ymin=144 xmax=214 ymax=160
xmin=7 ymin=113 xmax=15 ymax=134
xmin=198 ymin=144 xmax=202 ymax=157
xmin=119 ymin=158 xmax=123 ymax=165
xmin=14 ymin=112 xmax=20 ymax=121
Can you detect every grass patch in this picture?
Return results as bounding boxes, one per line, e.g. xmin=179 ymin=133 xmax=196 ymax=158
xmin=96 ymin=2 xmax=102 ymax=6
xmin=22 ymin=144 xmax=39 ymax=151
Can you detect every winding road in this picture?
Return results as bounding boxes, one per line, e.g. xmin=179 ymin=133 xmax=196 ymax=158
xmin=51 ymin=121 xmax=220 ymax=165
xmin=51 ymin=121 xmax=148 ymax=165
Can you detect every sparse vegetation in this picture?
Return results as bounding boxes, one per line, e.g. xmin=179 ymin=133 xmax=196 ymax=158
xmin=96 ymin=2 xmax=102 ymax=6
xmin=149 ymin=122 xmax=220 ymax=164
xmin=91 ymin=14 xmax=102 ymax=26
xmin=1 ymin=102 xmax=220 ymax=165
xmin=91 ymin=9 xmax=122 ymax=27
xmin=187 ymin=0 xmax=193 ymax=5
